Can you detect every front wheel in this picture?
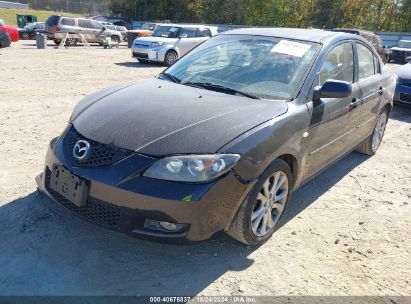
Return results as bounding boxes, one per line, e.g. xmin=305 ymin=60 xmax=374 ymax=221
xmin=356 ymin=109 xmax=388 ymax=156
xmin=164 ymin=50 xmax=178 ymax=66
xmin=227 ymin=159 xmax=291 ymax=245
xmin=111 ymin=35 xmax=120 ymax=43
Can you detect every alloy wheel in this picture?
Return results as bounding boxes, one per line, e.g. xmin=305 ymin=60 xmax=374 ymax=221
xmin=372 ymin=112 xmax=387 ymax=152
xmin=166 ymin=52 xmax=177 ymax=65
xmin=251 ymin=171 xmax=289 ymax=237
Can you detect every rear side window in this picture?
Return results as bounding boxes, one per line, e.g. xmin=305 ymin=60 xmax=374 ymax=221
xmin=319 ymin=42 xmax=354 ymax=85
xmin=78 ymin=19 xmax=93 ymax=29
xmin=60 ymin=18 xmax=75 ymax=26
xmin=357 ymin=43 xmax=375 ymax=80
xmin=181 ymin=28 xmax=196 ymax=38
xmin=46 ymin=15 xmax=60 ymax=26
xmin=196 ymin=28 xmax=211 ymax=37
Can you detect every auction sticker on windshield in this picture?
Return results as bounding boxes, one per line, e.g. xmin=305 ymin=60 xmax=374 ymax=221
xmin=271 ymin=40 xmax=311 ymax=57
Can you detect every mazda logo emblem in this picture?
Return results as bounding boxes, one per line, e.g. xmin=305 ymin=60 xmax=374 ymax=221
xmin=73 ymin=140 xmax=91 ymax=161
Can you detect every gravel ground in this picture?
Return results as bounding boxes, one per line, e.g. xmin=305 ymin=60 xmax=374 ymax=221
xmin=0 ymin=40 xmax=410 ymax=296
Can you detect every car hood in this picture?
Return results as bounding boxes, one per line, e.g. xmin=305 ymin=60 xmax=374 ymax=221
xmin=391 ymin=47 xmax=411 ymax=52
xmin=71 ymin=78 xmax=288 ymax=156
xmin=135 ymin=36 xmax=176 ymax=44
xmin=395 ymin=63 xmax=411 ymax=79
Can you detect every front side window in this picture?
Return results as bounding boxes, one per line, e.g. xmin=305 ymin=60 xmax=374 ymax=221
xmin=181 ymin=28 xmax=196 ymax=38
xmin=91 ymin=21 xmax=103 ymax=30
xmin=357 ymin=43 xmax=375 ymax=80
xmin=319 ymin=42 xmax=354 ymax=85
xmin=152 ymin=26 xmax=181 ymax=38
xmin=165 ymin=35 xmax=321 ymax=100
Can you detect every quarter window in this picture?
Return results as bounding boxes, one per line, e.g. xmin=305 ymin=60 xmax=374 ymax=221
xmin=196 ymin=28 xmax=211 ymax=37
xmin=357 ymin=43 xmax=375 ymax=80
xmin=319 ymin=42 xmax=354 ymax=85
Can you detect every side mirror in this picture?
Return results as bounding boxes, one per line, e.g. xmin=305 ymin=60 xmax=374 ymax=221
xmin=313 ymin=80 xmax=352 ymax=100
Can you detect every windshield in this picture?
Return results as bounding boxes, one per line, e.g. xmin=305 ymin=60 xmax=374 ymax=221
xmin=141 ymin=23 xmax=155 ymax=31
xmin=397 ymin=41 xmax=411 ymax=49
xmin=165 ymin=35 xmax=321 ymax=100
xmin=152 ymin=26 xmax=181 ymax=38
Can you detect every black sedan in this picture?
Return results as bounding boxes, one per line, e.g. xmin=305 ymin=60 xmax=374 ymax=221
xmin=394 ymin=58 xmax=411 ymax=106
xmin=36 ymin=28 xmax=395 ymax=245
xmin=389 ymin=40 xmax=411 ymax=63
xmin=0 ymin=28 xmax=11 ymax=48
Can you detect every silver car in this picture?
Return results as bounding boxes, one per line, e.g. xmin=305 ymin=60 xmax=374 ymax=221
xmin=45 ymin=15 xmax=122 ymax=46
xmin=131 ymin=24 xmax=218 ymax=65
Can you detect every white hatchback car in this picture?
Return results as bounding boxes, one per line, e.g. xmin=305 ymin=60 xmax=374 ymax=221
xmin=131 ymin=24 xmax=218 ymax=65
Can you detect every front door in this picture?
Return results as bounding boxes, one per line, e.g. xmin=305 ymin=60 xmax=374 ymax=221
xmin=355 ymin=42 xmax=384 ymax=139
xmin=176 ymin=28 xmax=198 ymax=56
xmin=302 ymin=41 xmax=363 ymax=179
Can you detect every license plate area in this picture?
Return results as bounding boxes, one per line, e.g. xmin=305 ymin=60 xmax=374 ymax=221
xmin=49 ymin=164 xmax=89 ymax=207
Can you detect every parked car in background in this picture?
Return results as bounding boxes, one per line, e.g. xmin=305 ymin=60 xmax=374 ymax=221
xmin=37 ymin=28 xmax=395 ymax=245
xmin=332 ymin=28 xmax=388 ymax=63
xmin=0 ymin=28 xmax=11 ymax=48
xmin=105 ymin=24 xmax=128 ymax=41
xmin=127 ymin=22 xmax=157 ymax=38
xmin=18 ymin=22 xmax=45 ymax=40
xmin=132 ymin=24 xmax=218 ymax=65
xmin=394 ymin=57 xmax=411 ymax=106
xmin=45 ymin=15 xmax=122 ymax=46
xmin=389 ymin=40 xmax=411 ymax=63
xmin=0 ymin=23 xmax=19 ymax=42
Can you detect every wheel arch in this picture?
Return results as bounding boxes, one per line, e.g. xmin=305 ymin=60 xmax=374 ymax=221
xmin=277 ymin=154 xmax=299 ymax=189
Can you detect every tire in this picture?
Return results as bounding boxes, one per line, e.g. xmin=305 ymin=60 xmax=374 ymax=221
xmin=227 ymin=159 xmax=292 ymax=246
xmin=53 ymin=39 xmax=61 ymax=45
xmin=164 ymin=50 xmax=178 ymax=66
xmin=111 ymin=35 xmax=120 ymax=43
xmin=21 ymin=32 xmax=30 ymax=40
xmin=65 ymin=38 xmax=77 ymax=46
xmin=356 ymin=109 xmax=388 ymax=156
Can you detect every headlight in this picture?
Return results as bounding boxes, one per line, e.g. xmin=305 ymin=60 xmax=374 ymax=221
xmin=151 ymin=41 xmax=165 ymax=47
xmin=143 ymin=154 xmax=240 ymax=182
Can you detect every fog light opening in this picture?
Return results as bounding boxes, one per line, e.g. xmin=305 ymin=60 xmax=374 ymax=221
xmin=143 ymin=219 xmax=187 ymax=233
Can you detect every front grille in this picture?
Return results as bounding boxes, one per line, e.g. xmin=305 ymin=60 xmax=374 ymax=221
xmin=64 ymin=126 xmax=132 ymax=167
xmin=133 ymin=52 xmax=148 ymax=59
xmin=134 ymin=43 xmax=150 ymax=48
xmin=45 ymin=168 xmax=121 ymax=228
xmin=400 ymin=93 xmax=411 ymax=103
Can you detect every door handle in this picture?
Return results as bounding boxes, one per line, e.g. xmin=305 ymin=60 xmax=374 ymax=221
xmin=377 ymin=86 xmax=384 ymax=95
xmin=349 ymin=98 xmax=361 ymax=111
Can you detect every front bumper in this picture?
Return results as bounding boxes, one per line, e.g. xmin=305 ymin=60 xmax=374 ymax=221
xmin=36 ymin=128 xmax=252 ymax=242
xmin=389 ymin=51 xmax=411 ymax=62
xmin=394 ymin=82 xmax=411 ymax=106
xmin=131 ymin=45 xmax=166 ymax=62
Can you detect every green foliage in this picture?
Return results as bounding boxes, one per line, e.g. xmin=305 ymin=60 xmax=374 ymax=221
xmin=105 ymin=0 xmax=411 ymax=31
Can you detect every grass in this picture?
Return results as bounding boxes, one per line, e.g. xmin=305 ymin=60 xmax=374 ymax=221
xmin=0 ymin=8 xmax=82 ymax=27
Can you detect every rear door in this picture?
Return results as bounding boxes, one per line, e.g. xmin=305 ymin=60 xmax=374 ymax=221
xmin=355 ymin=42 xmax=384 ymax=138
xmin=77 ymin=19 xmax=94 ymax=41
xmin=302 ymin=41 xmax=363 ymax=179
xmin=59 ymin=17 xmax=76 ymax=35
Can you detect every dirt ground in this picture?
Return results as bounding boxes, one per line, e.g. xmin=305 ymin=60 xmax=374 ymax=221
xmin=0 ymin=40 xmax=410 ymax=297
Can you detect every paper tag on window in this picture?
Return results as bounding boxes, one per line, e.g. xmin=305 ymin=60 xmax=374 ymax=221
xmin=271 ymin=40 xmax=311 ymax=57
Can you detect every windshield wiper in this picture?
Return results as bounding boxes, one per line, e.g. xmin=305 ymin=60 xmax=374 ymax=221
xmin=184 ymin=82 xmax=260 ymax=99
xmin=159 ymin=73 xmax=181 ymax=83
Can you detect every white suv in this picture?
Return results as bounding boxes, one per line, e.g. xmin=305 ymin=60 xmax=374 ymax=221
xmin=131 ymin=24 xmax=218 ymax=65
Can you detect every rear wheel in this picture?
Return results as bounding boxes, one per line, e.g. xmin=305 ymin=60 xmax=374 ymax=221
xmin=53 ymin=39 xmax=61 ymax=45
xmin=164 ymin=50 xmax=178 ymax=66
xmin=227 ymin=159 xmax=291 ymax=245
xmin=65 ymin=38 xmax=77 ymax=46
xmin=21 ymin=32 xmax=30 ymax=40
xmin=356 ymin=109 xmax=388 ymax=156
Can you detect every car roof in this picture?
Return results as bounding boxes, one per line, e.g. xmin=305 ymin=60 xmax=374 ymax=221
xmin=222 ymin=27 xmax=357 ymax=43
xmin=157 ymin=23 xmax=217 ymax=30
